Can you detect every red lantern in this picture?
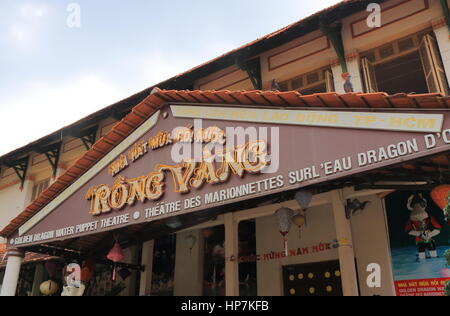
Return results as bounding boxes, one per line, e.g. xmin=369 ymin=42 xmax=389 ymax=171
xmin=80 ymin=258 xmax=95 ymax=283
xmin=107 ymin=242 xmax=125 ymax=281
xmin=201 ymin=228 xmax=213 ymax=239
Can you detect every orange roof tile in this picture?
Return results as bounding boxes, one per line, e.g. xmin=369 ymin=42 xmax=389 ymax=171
xmin=1 ymin=89 xmax=449 ymax=238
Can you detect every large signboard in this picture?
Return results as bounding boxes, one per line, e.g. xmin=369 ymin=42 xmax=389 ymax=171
xmin=8 ymin=105 xmax=450 ymax=247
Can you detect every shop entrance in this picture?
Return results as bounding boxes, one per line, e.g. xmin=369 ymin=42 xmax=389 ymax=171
xmin=282 ymin=260 xmax=343 ymax=297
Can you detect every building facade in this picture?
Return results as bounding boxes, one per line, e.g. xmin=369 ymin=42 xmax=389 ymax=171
xmin=1 ymin=0 xmax=450 ymax=296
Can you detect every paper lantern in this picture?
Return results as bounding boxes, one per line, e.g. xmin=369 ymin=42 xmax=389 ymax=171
xmin=107 ymin=242 xmax=125 ymax=262
xmin=293 ymin=214 xmax=306 ymax=228
xmin=80 ymin=259 xmax=96 ymax=283
xmin=107 ymin=242 xmax=125 ymax=281
xmin=185 ymin=234 xmax=197 ymax=254
xmin=40 ymin=280 xmax=59 ymax=296
xmin=295 ymin=191 xmax=313 ymax=210
xmin=275 ymin=208 xmax=294 ymax=255
xmin=292 ymin=214 xmax=306 ymax=240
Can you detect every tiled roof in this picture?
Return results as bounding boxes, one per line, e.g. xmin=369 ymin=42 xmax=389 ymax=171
xmin=1 ymin=89 xmax=449 ymax=238
xmin=1 ymin=243 xmax=56 ymax=268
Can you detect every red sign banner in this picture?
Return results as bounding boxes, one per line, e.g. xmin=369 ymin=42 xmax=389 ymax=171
xmin=395 ymin=278 xmax=450 ymax=296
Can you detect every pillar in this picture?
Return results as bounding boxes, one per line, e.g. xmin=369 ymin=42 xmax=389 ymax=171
xmin=139 ymin=240 xmax=154 ymax=296
xmin=174 ymin=230 xmax=204 ymax=296
xmin=122 ymin=245 xmax=139 ymax=296
xmin=330 ymin=190 xmax=359 ymax=296
xmin=224 ymin=213 xmax=239 ymax=296
xmin=0 ymin=248 xmax=24 ymax=296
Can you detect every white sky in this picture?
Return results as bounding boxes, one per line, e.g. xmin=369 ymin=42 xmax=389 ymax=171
xmin=0 ymin=1 xmax=342 ymax=156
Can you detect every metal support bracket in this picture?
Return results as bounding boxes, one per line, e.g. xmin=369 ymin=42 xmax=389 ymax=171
xmin=320 ymin=21 xmax=348 ymax=73
xmin=73 ymin=126 xmax=98 ymax=150
xmin=7 ymin=157 xmax=29 ymax=190
xmin=236 ymin=57 xmax=262 ymax=90
xmin=39 ymin=143 xmax=62 ymax=178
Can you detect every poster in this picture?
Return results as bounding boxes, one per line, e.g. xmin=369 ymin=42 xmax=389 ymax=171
xmin=385 ymin=191 xmax=450 ymax=296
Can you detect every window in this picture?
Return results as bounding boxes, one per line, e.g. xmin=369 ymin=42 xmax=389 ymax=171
xmin=279 ymin=68 xmax=335 ymax=94
xmin=361 ymin=32 xmax=449 ymax=95
xmin=31 ymin=179 xmax=50 ymax=201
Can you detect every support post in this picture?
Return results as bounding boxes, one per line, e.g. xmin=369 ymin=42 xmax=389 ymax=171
xmin=0 ymin=248 xmax=24 ymax=296
xmin=139 ymin=240 xmax=154 ymax=296
xmin=224 ymin=213 xmax=239 ymax=296
xmin=330 ymin=190 xmax=359 ymax=296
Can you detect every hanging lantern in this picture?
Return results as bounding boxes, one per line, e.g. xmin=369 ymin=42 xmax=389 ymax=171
xmin=80 ymin=258 xmax=96 ymax=283
xmin=293 ymin=214 xmax=306 ymax=227
xmin=185 ymin=234 xmax=197 ymax=254
xmin=107 ymin=242 xmax=125 ymax=281
xmin=295 ymin=191 xmax=313 ymax=228
xmin=275 ymin=208 xmax=294 ymax=256
xmin=40 ymin=280 xmax=59 ymax=296
xmin=292 ymin=213 xmax=306 ymax=239
xmin=431 ymin=185 xmax=450 ymax=220
xmin=201 ymin=228 xmax=214 ymax=239
xmin=295 ymin=191 xmax=313 ymax=210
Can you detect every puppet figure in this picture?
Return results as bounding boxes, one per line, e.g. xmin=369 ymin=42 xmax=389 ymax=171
xmin=406 ymin=194 xmax=441 ymax=261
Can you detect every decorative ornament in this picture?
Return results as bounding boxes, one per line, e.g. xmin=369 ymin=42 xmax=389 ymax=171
xmin=275 ymin=207 xmax=294 ymax=256
xmin=40 ymin=280 xmax=59 ymax=296
xmin=107 ymin=241 xmax=125 ymax=281
xmin=431 ymin=185 xmax=450 ymax=221
xmin=185 ymin=234 xmax=197 ymax=254
xmin=118 ymin=268 xmax=132 ymax=281
xmin=345 ymin=199 xmax=371 ymax=219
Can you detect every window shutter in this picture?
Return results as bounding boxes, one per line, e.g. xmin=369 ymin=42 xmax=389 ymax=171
xmin=325 ymin=70 xmax=335 ymax=92
xmin=361 ymin=57 xmax=378 ymax=93
xmin=419 ymin=34 xmax=449 ymax=95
